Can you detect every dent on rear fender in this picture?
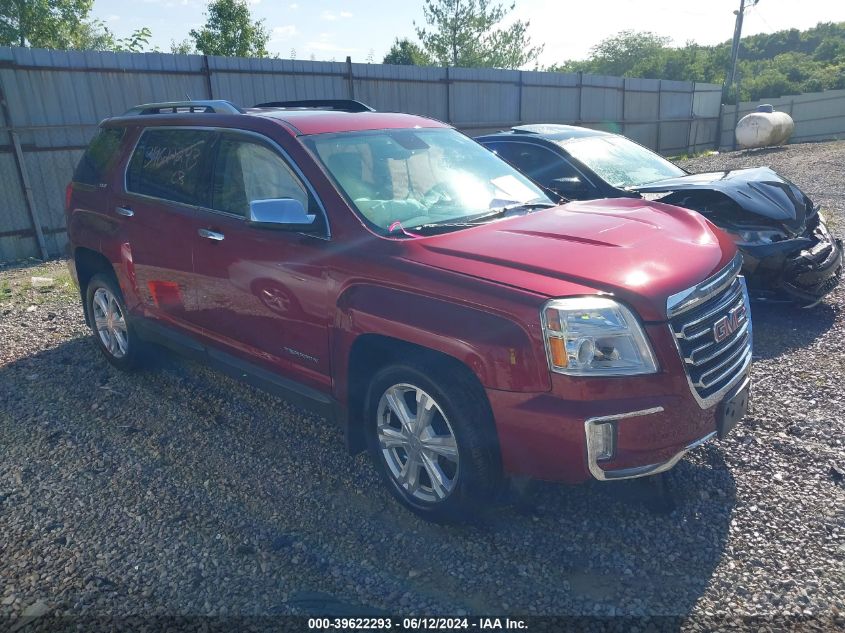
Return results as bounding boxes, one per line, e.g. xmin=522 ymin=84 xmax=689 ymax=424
xmin=335 ymin=284 xmax=550 ymax=393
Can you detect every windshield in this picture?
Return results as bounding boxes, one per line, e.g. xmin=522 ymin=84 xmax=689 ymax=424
xmin=559 ymin=135 xmax=685 ymax=189
xmin=303 ymin=128 xmax=551 ymax=233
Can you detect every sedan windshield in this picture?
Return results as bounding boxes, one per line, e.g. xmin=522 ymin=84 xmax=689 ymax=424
xmin=303 ymin=128 xmax=551 ymax=234
xmin=559 ymin=135 xmax=685 ymax=189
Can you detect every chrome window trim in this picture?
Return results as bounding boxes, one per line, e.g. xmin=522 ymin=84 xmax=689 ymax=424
xmin=666 ymin=253 xmax=744 ymax=318
xmin=122 ymin=125 xmax=331 ymax=240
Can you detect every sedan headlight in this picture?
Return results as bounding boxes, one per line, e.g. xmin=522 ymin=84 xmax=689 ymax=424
xmin=735 ymin=228 xmax=787 ymax=245
xmin=541 ymin=297 xmax=658 ymax=376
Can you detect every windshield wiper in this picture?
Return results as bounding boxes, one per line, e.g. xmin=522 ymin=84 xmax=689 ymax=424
xmin=495 ymin=201 xmax=558 ymax=213
xmin=411 ymin=202 xmax=558 ymax=235
xmin=410 ymin=222 xmax=484 ymax=235
xmin=460 ymin=201 xmax=557 ymax=225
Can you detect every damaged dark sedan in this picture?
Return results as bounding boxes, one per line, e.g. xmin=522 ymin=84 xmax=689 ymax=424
xmin=477 ymin=125 xmax=843 ymax=307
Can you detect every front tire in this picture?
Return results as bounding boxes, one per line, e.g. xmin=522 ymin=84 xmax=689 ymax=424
xmin=364 ymin=362 xmax=501 ymax=521
xmin=86 ymin=272 xmax=144 ymax=370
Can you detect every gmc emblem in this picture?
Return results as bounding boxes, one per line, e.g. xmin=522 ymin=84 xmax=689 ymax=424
xmin=713 ymin=304 xmax=747 ymax=343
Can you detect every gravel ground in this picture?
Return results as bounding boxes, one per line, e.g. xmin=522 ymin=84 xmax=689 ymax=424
xmin=1 ymin=141 xmax=844 ymax=629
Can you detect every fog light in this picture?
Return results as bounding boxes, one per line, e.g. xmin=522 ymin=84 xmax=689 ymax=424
xmin=588 ymin=422 xmax=616 ymax=462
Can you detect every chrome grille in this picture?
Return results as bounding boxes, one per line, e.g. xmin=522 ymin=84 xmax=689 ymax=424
xmin=669 ymin=265 xmax=752 ymax=407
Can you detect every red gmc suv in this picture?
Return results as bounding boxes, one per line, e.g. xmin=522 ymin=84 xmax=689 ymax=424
xmin=65 ymin=99 xmax=752 ymax=521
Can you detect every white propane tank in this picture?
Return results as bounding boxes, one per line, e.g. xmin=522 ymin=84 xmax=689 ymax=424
xmin=735 ymin=104 xmax=795 ymax=149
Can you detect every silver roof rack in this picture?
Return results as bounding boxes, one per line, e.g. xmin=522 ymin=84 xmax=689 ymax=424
xmin=123 ymin=100 xmax=244 ymax=116
xmin=253 ymin=99 xmax=374 ymax=113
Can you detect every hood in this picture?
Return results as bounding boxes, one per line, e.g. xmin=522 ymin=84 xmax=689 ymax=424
xmin=402 ymin=198 xmax=736 ymax=321
xmin=633 ymin=167 xmax=813 ymax=230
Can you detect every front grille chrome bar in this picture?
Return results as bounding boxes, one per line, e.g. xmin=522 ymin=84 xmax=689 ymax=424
xmin=668 ymin=260 xmax=753 ymax=409
xmin=666 ymin=253 xmax=743 ymax=319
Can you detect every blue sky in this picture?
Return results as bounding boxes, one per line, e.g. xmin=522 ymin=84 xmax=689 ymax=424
xmin=89 ymin=0 xmax=845 ymax=65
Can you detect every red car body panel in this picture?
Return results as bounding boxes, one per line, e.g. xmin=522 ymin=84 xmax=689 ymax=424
xmin=402 ymin=199 xmax=737 ymax=322
xmin=66 ymin=109 xmax=747 ymax=486
xmin=488 ymin=321 xmax=714 ymax=482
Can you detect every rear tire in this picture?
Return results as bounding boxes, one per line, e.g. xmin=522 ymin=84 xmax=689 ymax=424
xmin=86 ymin=272 xmax=145 ymax=371
xmin=364 ymin=361 xmax=501 ymax=522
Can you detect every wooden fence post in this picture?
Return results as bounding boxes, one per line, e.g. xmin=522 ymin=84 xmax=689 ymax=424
xmin=346 ymin=56 xmax=355 ymax=100
xmin=655 ymin=80 xmax=663 ymax=153
xmin=576 ymin=71 xmax=583 ymax=125
xmin=621 ymin=78 xmax=626 ymax=137
xmin=202 ymin=55 xmax=214 ymax=99
xmin=687 ymin=84 xmax=696 ymax=155
xmin=0 ymin=77 xmax=48 ymax=260
xmin=445 ymin=66 xmax=451 ymax=123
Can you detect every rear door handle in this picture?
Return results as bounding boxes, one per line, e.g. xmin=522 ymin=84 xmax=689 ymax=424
xmin=115 ymin=206 xmax=134 ymax=217
xmin=198 ymin=228 xmax=225 ymax=241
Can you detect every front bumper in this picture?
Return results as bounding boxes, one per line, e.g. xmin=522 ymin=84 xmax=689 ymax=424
xmin=585 ymin=408 xmax=716 ymax=481
xmin=584 ymin=370 xmax=749 ymax=481
xmin=741 ymin=218 xmax=843 ymax=304
xmin=487 ymin=368 xmax=746 ymax=484
xmin=488 ymin=259 xmax=752 ymax=484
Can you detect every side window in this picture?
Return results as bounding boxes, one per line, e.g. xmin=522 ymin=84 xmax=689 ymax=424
xmin=126 ymin=128 xmax=213 ymax=206
xmin=211 ymin=136 xmax=309 ymax=217
xmin=74 ymin=127 xmax=125 ymax=186
xmin=487 ymin=142 xmax=581 ymax=189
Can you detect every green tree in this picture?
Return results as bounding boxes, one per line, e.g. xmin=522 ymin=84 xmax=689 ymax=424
xmin=549 ymin=30 xmax=671 ymax=77
xmin=190 ymin=0 xmax=269 ymax=58
xmin=414 ymin=0 xmax=543 ymax=68
xmin=814 ymin=37 xmax=845 ymax=62
xmin=171 ymin=38 xmax=195 ymax=55
xmin=115 ymin=26 xmax=152 ymax=53
xmin=1 ymin=0 xmax=92 ymax=47
xmin=0 ymin=0 xmax=153 ymax=51
xmin=383 ymin=37 xmax=432 ymax=65
xmin=549 ymin=22 xmax=845 ymax=103
xmin=72 ymin=19 xmax=118 ymax=50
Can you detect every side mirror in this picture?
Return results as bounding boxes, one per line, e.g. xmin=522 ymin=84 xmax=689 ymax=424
xmin=248 ymin=198 xmax=317 ymax=231
xmin=550 ymin=177 xmax=588 ymax=198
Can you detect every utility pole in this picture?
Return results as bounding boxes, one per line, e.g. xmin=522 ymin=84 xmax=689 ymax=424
xmin=725 ymin=0 xmax=758 ymax=100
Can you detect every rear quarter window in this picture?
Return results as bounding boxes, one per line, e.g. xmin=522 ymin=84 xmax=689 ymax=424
xmin=126 ymin=128 xmax=214 ymax=206
xmin=73 ymin=127 xmax=126 ymax=186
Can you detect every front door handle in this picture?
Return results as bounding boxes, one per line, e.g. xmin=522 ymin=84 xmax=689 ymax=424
xmin=115 ymin=206 xmax=134 ymax=217
xmin=198 ymin=228 xmax=225 ymax=241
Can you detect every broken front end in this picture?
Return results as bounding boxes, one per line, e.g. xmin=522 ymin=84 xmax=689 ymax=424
xmin=637 ymin=168 xmax=843 ymax=307
xmin=737 ymin=211 xmax=842 ymax=306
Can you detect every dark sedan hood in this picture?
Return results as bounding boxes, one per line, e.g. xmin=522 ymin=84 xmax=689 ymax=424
xmin=632 ymin=167 xmax=813 ymax=228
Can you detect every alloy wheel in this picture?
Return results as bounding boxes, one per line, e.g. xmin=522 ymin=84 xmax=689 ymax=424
xmin=376 ymin=383 xmax=460 ymax=503
xmin=92 ymin=287 xmax=128 ymax=359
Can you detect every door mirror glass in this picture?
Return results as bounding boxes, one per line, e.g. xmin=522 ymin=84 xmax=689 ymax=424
xmin=550 ymin=176 xmax=588 ymax=197
xmin=248 ymin=198 xmax=317 ymax=231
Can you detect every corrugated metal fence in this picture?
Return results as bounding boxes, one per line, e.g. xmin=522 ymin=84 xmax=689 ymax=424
xmin=0 ymin=46 xmax=723 ymax=263
xmin=719 ymin=88 xmax=845 ymax=149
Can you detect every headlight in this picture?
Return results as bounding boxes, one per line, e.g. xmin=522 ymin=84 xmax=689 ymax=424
xmin=735 ymin=229 xmax=786 ymax=245
xmin=541 ymin=297 xmax=658 ymax=376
